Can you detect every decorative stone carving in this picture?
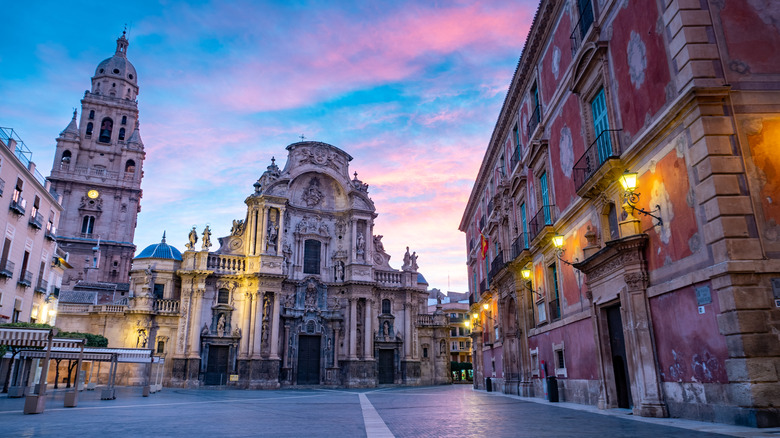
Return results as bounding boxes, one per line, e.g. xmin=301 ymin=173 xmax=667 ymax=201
xmin=231 ymin=219 xmax=245 ymax=236
xmin=295 ymin=215 xmax=329 ymax=236
xmin=301 ymin=177 xmax=324 ymax=207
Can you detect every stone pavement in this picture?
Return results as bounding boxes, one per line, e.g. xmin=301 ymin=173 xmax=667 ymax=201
xmin=0 ymin=385 xmax=776 ymax=437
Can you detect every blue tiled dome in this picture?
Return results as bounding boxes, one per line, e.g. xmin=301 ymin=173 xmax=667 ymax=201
xmin=417 ymin=273 xmax=428 ymax=285
xmin=135 ymin=232 xmax=182 ymax=261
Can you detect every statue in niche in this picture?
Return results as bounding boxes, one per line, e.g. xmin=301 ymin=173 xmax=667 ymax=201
xmin=284 ymin=294 xmax=295 ymax=309
xmin=263 ymin=294 xmax=271 ymax=319
xmin=305 ymin=281 xmax=317 ymax=309
xmin=383 ymin=321 xmax=390 ymax=338
xmin=302 ymin=177 xmax=324 ymax=207
xmin=335 ymin=261 xmax=345 ymax=282
xmin=217 ymin=314 xmax=225 ymax=337
xmin=402 ymin=247 xmax=412 ymax=271
xmin=356 ymin=232 xmax=365 ymax=260
xmin=136 ymin=328 xmax=148 ymax=348
xmin=186 ymin=226 xmax=198 ymax=250
xmin=267 ymin=222 xmax=278 ymax=252
xmin=202 ymin=225 xmax=212 ymax=250
xmin=411 ymin=252 xmax=418 ymax=271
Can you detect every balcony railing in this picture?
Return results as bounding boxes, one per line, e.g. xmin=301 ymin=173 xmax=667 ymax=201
xmin=573 ymin=129 xmax=622 ymax=191
xmin=153 ymin=299 xmax=180 ymax=314
xmin=489 ymin=251 xmax=505 ymax=280
xmin=375 ymin=270 xmax=403 ymax=286
xmin=207 ymin=254 xmax=246 ymax=274
xmin=570 ymin=0 xmax=594 ymax=56
xmin=479 ymin=279 xmax=487 ymax=294
xmin=29 ymin=212 xmax=44 ymax=229
xmin=549 ymin=298 xmax=561 ymax=321
xmin=529 ymin=205 xmax=556 ymax=242
xmin=73 ymin=166 xmax=120 ymax=179
xmin=18 ymin=270 xmax=33 ymax=288
xmin=45 ymin=225 xmax=57 ymax=241
xmin=0 ymin=178 xmax=4 ymax=196
xmin=479 ymin=215 xmax=486 ymax=231
xmin=487 ymin=199 xmax=494 ymax=216
xmin=527 ymin=104 xmax=541 ymax=137
xmin=0 ymin=260 xmax=14 ymax=278
xmin=9 ymin=197 xmax=25 ymax=215
xmin=509 ymin=144 xmax=522 ymax=171
xmin=35 ymin=279 xmax=48 ymax=294
xmin=468 ymin=238 xmax=475 ymax=252
xmin=511 ymin=233 xmax=529 ymax=259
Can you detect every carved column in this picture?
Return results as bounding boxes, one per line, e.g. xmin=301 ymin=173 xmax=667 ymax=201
xmin=282 ymin=323 xmax=290 ymax=368
xmin=404 ymin=302 xmax=411 ymax=359
xmin=277 ymin=207 xmax=286 ymax=256
xmin=240 ymin=292 xmax=253 ymax=358
xmin=351 ymin=220 xmax=358 ymax=264
xmin=349 ymin=298 xmax=358 ymax=359
xmin=260 ymin=206 xmax=270 ymax=255
xmin=364 ymin=299 xmax=373 ymax=359
xmin=252 ymin=291 xmax=263 ymax=358
xmin=270 ymin=292 xmax=281 ymax=359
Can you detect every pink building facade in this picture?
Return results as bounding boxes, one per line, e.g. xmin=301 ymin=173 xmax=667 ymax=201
xmin=460 ymin=0 xmax=780 ymax=427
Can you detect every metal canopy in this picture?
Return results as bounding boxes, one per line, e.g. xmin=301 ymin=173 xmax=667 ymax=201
xmin=19 ymin=347 xmax=158 ymax=363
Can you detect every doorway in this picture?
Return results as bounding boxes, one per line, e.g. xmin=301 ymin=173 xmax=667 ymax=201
xmin=378 ymin=350 xmax=394 ymax=384
xmin=606 ymin=305 xmax=632 ymax=408
xmin=204 ymin=345 xmax=229 ymax=385
xmin=297 ymin=335 xmax=321 ymax=385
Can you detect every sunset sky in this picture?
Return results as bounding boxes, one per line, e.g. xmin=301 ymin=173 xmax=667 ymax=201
xmin=0 ymin=0 xmax=536 ymax=292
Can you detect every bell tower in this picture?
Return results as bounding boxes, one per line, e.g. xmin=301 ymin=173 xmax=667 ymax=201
xmin=49 ymin=31 xmax=145 ymax=290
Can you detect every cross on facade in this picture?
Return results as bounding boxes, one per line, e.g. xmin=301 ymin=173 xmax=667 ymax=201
xmin=300 ymin=134 xmax=306 ymax=141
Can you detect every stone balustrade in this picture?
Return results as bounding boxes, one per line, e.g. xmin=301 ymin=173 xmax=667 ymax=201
xmin=153 ymin=299 xmax=180 ymax=314
xmin=207 ymin=254 xmax=246 ymax=273
xmin=374 ymin=270 xmax=403 ymax=285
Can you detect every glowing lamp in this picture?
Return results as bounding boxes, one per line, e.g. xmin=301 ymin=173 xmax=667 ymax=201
xmin=552 ymin=234 xmax=565 ymax=249
xmin=472 ymin=313 xmax=478 ymax=319
xmin=521 ymin=268 xmax=531 ymax=280
xmin=464 ymin=320 xmax=470 ymax=328
xmin=620 ymin=171 xmax=638 ymax=192
xmin=482 ymin=303 xmax=489 ymax=310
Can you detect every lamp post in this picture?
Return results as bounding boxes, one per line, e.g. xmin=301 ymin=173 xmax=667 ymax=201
xmin=619 ymin=171 xmax=663 ymax=226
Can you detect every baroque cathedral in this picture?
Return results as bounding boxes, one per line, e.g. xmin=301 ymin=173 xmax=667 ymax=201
xmin=55 ymin=34 xmax=450 ymax=388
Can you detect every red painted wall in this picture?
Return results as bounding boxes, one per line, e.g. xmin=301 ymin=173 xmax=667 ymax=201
xmin=540 ymin=10 xmax=574 ymax=107
xmin=528 ymin=317 xmax=598 ymax=380
xmin=719 ymin=0 xmax=780 ymax=75
xmin=548 ymin=94 xmax=586 ymax=212
xmin=650 ymin=284 xmax=729 ymax=383
xmin=747 ymin=118 xmax=780 ymax=225
xmin=609 ymin=0 xmax=671 ymax=138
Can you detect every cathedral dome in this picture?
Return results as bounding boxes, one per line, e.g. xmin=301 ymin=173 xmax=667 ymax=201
xmin=135 ymin=233 xmax=182 ymax=261
xmin=94 ymin=32 xmax=137 ymax=85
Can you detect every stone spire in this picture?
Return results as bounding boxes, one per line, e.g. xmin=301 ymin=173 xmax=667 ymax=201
xmin=126 ymin=121 xmax=144 ymax=148
xmin=115 ymin=29 xmax=129 ymax=57
xmin=59 ymin=109 xmax=79 ymax=138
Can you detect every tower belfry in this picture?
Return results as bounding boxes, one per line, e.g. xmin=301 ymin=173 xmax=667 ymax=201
xmin=49 ymin=33 xmax=145 ymax=293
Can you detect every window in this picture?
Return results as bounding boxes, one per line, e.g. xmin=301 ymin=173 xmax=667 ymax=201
xmin=423 ymin=347 xmax=428 ymax=358
xmin=61 ymin=150 xmax=71 ymax=164
xmin=528 ymin=84 xmax=541 ymax=136
xmin=157 ymin=340 xmax=165 ymax=354
xmin=554 ymin=342 xmax=567 ymax=377
xmin=12 ymin=298 xmax=22 ymax=322
xmin=98 ymin=117 xmax=113 ymax=143
xmin=303 ymin=239 xmax=321 ymax=274
xmin=88 ymin=110 xmax=95 ymax=120
xmin=125 ymin=160 xmax=135 ymax=173
xmin=549 ymin=263 xmax=561 ymax=321
xmin=450 ymin=328 xmax=457 ymax=336
xmin=459 ymin=341 xmax=465 ymax=350
xmin=217 ymin=288 xmax=229 ymax=304
xmin=576 ymin=0 xmax=594 ymax=40
xmin=32 ymin=196 xmax=40 ymax=218
xmin=520 ymin=202 xmax=528 ymax=248
xmin=20 ymin=250 xmax=30 ymax=282
xmin=607 ymin=203 xmax=619 ymax=241
xmin=86 ymin=122 xmax=93 ymax=137
xmin=591 ymin=87 xmax=613 ymax=164
xmin=118 ymin=128 xmax=125 ymax=141
xmin=530 ymin=348 xmax=540 ymax=377
xmin=153 ymin=283 xmax=165 ymax=300
xmin=81 ymin=215 xmax=95 ymax=235
xmin=13 ymin=178 xmax=23 ymax=203
xmin=381 ymin=299 xmax=391 ymax=314
xmin=540 ymin=171 xmax=551 ymax=225
xmin=121 ymin=115 xmax=127 ymax=125
xmin=0 ymin=238 xmax=11 ymax=273
xmin=451 ymin=341 xmax=458 ymax=351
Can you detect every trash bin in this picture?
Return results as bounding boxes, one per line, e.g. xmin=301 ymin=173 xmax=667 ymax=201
xmin=485 ymin=377 xmax=492 ymax=392
xmin=547 ymin=376 xmax=558 ymax=402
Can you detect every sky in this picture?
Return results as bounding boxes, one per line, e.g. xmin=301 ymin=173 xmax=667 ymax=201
xmin=0 ymin=0 xmax=537 ymax=293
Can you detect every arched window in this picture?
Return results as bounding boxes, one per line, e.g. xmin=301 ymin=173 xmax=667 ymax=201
xmin=121 ymin=115 xmax=127 ymax=125
xmin=61 ymin=150 xmax=71 ymax=164
xmin=218 ymin=288 xmax=230 ymax=304
xmin=382 ymin=299 xmax=391 ymax=314
xmin=88 ymin=110 xmax=95 ymax=120
xmin=86 ymin=122 xmax=93 ymax=137
xmin=303 ymin=239 xmax=321 ymax=274
xmin=81 ymin=215 xmax=95 ymax=235
xmin=125 ymin=160 xmax=135 ymax=173
xmin=98 ymin=117 xmax=113 ymax=143
xmin=118 ymin=128 xmax=125 ymax=141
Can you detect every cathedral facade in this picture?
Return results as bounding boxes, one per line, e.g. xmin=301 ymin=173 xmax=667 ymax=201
xmin=59 ymin=141 xmax=450 ymax=388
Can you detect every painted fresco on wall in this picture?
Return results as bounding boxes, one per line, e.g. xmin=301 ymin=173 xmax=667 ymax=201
xmin=541 ymin=8 xmax=573 ymax=105
xmin=527 ymin=318 xmax=598 ymax=380
xmin=649 ymin=284 xmax=728 ymax=383
xmin=719 ymin=0 xmax=780 ymax=77
xmin=745 ymin=117 xmax=780 ymax=242
xmin=640 ymin=145 xmax=699 ymax=272
xmin=549 ymin=95 xmax=586 ymax=212
xmin=609 ymin=0 xmax=671 ymax=139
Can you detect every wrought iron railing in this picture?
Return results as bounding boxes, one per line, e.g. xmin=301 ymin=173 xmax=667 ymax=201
xmin=29 ymin=212 xmax=44 ymax=229
xmin=549 ymin=298 xmax=561 ymax=321
xmin=0 ymin=178 xmax=4 ymax=197
xmin=511 ymin=233 xmax=529 ymax=259
xmin=570 ymin=0 xmax=594 ymax=56
xmin=479 ymin=279 xmax=487 ymax=294
xmin=509 ymin=144 xmax=522 ymax=171
xmin=529 ymin=205 xmax=556 ymax=242
xmin=35 ymin=279 xmax=48 ymax=294
xmin=489 ymin=251 xmax=505 ymax=280
xmin=0 ymin=260 xmax=15 ymax=278
xmin=527 ymin=104 xmax=541 ymax=136
xmin=487 ymin=199 xmax=494 ymax=215
xmin=479 ymin=215 xmax=486 ymax=231
xmin=573 ymin=129 xmax=622 ymax=191
xmin=9 ymin=197 xmax=25 ymax=215
xmin=18 ymin=270 xmax=33 ymax=287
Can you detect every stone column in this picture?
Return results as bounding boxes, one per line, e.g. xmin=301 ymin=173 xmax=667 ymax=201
xmin=277 ymin=207 xmax=286 ymax=256
xmin=187 ymin=289 xmax=204 ymax=358
xmin=351 ymin=220 xmax=358 ymax=264
xmin=270 ymin=292 xmax=281 ymax=359
xmin=260 ymin=206 xmax=269 ymax=254
xmin=364 ymin=299 xmax=373 ymax=359
xmin=333 ymin=326 xmax=340 ymax=367
xmin=252 ymin=292 xmax=263 ymax=358
xmin=240 ymin=292 xmax=252 ymax=358
xmin=349 ymin=298 xmax=358 ymax=359
xmin=404 ymin=302 xmax=411 ymax=359
xmin=282 ymin=323 xmax=290 ymax=368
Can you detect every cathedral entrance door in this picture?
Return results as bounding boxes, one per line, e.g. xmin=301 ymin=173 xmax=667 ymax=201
xmin=204 ymin=345 xmax=229 ymax=385
xmin=297 ymin=335 xmax=321 ymax=385
xmin=378 ymin=349 xmax=394 ymax=384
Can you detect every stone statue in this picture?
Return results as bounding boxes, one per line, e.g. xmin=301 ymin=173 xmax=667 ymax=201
xmin=356 ymin=232 xmax=365 ymax=253
xmin=373 ymin=235 xmax=384 ymax=252
xmin=383 ymin=321 xmax=390 ymax=337
xmin=267 ymin=222 xmax=278 ymax=251
xmin=335 ymin=261 xmax=344 ymax=282
xmin=186 ymin=226 xmax=198 ymax=250
xmin=231 ymin=219 xmax=244 ymax=236
xmin=145 ymin=265 xmax=153 ymax=289
xmin=411 ymin=251 xmax=418 ymax=271
xmin=202 ymin=225 xmax=212 ymax=250
xmin=402 ymin=246 xmax=412 ymax=271
xmin=217 ymin=314 xmax=225 ymax=337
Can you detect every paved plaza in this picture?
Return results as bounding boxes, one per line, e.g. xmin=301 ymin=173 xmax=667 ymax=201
xmin=0 ymin=385 xmax=776 ymax=437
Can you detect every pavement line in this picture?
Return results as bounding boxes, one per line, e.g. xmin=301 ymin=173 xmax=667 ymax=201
xmin=359 ymin=393 xmax=394 ymax=438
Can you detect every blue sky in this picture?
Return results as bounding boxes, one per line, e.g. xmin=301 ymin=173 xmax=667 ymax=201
xmin=0 ymin=0 xmax=537 ymax=292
